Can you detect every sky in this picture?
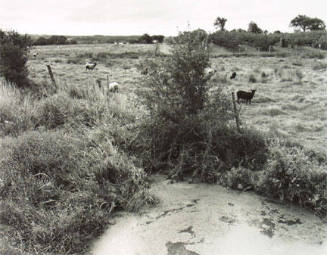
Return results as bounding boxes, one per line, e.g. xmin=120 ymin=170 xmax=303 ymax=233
xmin=0 ymin=0 xmax=326 ymax=36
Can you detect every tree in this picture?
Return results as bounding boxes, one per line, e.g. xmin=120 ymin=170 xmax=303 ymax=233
xmin=0 ymin=30 xmax=31 ymax=87
xmin=151 ymin=35 xmax=165 ymax=43
xmin=48 ymin=35 xmax=68 ymax=45
xmin=139 ymin=33 xmax=152 ymax=44
xmin=214 ymin=17 xmax=227 ymax=31
xmin=290 ymin=15 xmax=326 ymax=32
xmin=308 ymin=17 xmax=326 ymax=31
xmin=248 ymin=21 xmax=263 ymax=33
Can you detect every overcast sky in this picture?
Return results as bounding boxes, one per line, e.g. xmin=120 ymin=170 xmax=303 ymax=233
xmin=0 ymin=0 xmax=326 ymax=36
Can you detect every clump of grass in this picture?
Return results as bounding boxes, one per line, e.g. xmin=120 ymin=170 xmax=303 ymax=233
xmin=258 ymin=138 xmax=327 ymax=217
xmin=292 ymin=61 xmax=303 ymax=66
xmin=249 ymin=74 xmax=257 ymax=83
xmin=295 ymin=69 xmax=304 ymax=83
xmin=0 ymin=130 xmax=153 ymax=254
xmin=303 ymin=51 xmax=325 ymax=59
xmin=262 ymin=107 xmax=287 ymax=116
xmin=67 ymin=52 xmax=94 ymax=64
xmin=312 ymin=62 xmax=327 ymax=71
xmin=0 ymin=82 xmax=38 ymax=136
xmin=261 ymin=71 xmax=268 ymax=78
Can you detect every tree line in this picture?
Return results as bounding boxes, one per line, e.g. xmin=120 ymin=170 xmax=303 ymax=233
xmin=214 ymin=14 xmax=326 ymax=33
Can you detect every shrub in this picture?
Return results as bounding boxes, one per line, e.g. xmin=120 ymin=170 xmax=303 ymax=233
xmin=209 ymin=31 xmax=280 ymax=51
xmin=0 ymin=82 xmax=38 ymax=136
xmin=0 ymin=30 xmax=32 ymax=87
xmin=135 ymin=31 xmax=268 ymax=181
xmin=249 ymin=74 xmax=257 ymax=83
xmin=35 ymin=92 xmax=105 ymax=129
xmin=258 ymin=138 xmax=327 ymax=217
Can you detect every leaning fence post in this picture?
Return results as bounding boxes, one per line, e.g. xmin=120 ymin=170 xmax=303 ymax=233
xmin=46 ymin=65 xmax=57 ymax=91
xmin=232 ymin=92 xmax=241 ymax=133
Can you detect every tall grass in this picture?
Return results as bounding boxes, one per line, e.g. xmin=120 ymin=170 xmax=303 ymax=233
xmin=0 ymin=76 xmax=154 ymax=254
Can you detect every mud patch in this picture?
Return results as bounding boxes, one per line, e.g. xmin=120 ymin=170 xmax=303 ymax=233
xmin=156 ymin=207 xmax=184 ymax=220
xmin=220 ymin=216 xmax=236 ymax=225
xmin=278 ymin=217 xmax=302 ymax=226
xmin=260 ymin=218 xmax=276 ymax=238
xmin=179 ymin=226 xmax=195 ymax=237
xmin=166 ymin=241 xmax=200 ymax=255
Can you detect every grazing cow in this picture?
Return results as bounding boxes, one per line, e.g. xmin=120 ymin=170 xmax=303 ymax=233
xmin=230 ymin=72 xmax=237 ymax=79
xmin=86 ymin=62 xmax=97 ymax=71
xmin=108 ymin=82 xmax=119 ymax=92
xmin=237 ymin=90 xmax=256 ymax=104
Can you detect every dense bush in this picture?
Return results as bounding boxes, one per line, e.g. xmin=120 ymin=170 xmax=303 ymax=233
xmin=135 ymin=31 xmax=268 ymax=181
xmin=209 ymin=31 xmax=280 ymax=51
xmin=0 ymin=30 xmax=32 ymax=87
xmin=33 ymin=35 xmax=77 ymax=46
xmin=258 ymin=139 xmax=327 ymax=217
xmin=283 ymin=31 xmax=327 ymax=47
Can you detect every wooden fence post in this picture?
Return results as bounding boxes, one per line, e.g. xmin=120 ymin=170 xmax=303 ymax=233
xmin=46 ymin=65 xmax=57 ymax=91
xmin=232 ymin=92 xmax=241 ymax=133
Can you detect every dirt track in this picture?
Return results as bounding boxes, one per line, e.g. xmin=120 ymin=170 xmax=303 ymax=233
xmin=92 ymin=175 xmax=327 ymax=255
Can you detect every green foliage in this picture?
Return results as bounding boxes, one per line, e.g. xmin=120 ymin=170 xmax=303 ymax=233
xmin=33 ymin=35 xmax=75 ymax=46
xmin=258 ymin=139 xmax=327 ymax=216
xmin=290 ymin=15 xmax=326 ymax=32
xmin=0 ymin=130 xmax=153 ymax=254
xmin=136 ymin=32 xmax=268 ymax=181
xmin=209 ymin=31 xmax=280 ymax=51
xmin=248 ymin=21 xmax=263 ymax=34
xmin=214 ymin=17 xmax=228 ymax=31
xmin=0 ymin=30 xmax=31 ymax=87
xmin=139 ymin=33 xmax=153 ymax=44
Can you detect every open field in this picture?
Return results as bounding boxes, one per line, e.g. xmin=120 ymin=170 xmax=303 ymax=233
xmin=28 ymin=43 xmax=327 ymax=152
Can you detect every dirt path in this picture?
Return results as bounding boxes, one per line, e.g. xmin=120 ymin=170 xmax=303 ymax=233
xmin=91 ymin=175 xmax=327 ymax=255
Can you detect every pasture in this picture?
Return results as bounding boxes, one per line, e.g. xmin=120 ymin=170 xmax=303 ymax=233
xmin=1 ymin=42 xmax=326 ymax=254
xmin=29 ymin=43 xmax=327 ymax=152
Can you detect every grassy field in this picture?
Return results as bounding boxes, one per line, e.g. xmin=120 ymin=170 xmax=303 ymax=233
xmin=28 ymin=43 xmax=327 ymax=152
xmin=0 ymin=42 xmax=326 ymax=254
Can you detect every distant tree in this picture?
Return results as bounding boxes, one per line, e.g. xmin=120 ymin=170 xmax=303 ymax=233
xmin=139 ymin=34 xmax=152 ymax=44
xmin=214 ymin=17 xmax=227 ymax=31
xmin=308 ymin=17 xmax=326 ymax=31
xmin=290 ymin=15 xmax=311 ymax=32
xmin=0 ymin=30 xmax=31 ymax=87
xmin=248 ymin=21 xmax=263 ymax=33
xmin=68 ymin=39 xmax=78 ymax=45
xmin=231 ymin=28 xmax=247 ymax=33
xmin=290 ymin=15 xmax=325 ymax=32
xmin=151 ymin=35 xmax=165 ymax=43
xmin=48 ymin=35 xmax=68 ymax=45
xmin=34 ymin=36 xmax=48 ymax=45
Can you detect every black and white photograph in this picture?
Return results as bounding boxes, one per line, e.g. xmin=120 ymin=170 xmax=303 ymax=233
xmin=0 ymin=0 xmax=326 ymax=254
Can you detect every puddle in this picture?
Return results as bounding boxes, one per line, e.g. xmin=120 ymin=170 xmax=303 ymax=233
xmin=92 ymin=177 xmax=327 ymax=255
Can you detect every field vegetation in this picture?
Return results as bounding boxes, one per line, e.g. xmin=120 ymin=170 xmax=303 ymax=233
xmin=0 ymin=29 xmax=327 ymax=254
